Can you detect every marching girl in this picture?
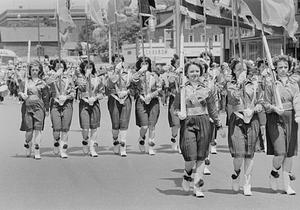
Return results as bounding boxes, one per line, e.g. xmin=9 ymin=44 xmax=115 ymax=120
xmin=0 ymin=66 xmax=8 ymax=102
xmin=132 ymin=57 xmax=162 ymax=155
xmin=227 ymin=59 xmax=264 ymax=196
xmin=263 ymin=55 xmax=300 ymax=195
xmin=76 ymin=60 xmax=105 ymax=157
xmin=106 ymin=55 xmax=132 ymax=157
xmin=175 ymin=61 xmax=221 ymax=197
xmin=18 ymin=61 xmax=50 ymax=159
xmin=45 ymin=59 xmax=75 ymax=158
xmin=166 ymin=55 xmax=181 ymax=152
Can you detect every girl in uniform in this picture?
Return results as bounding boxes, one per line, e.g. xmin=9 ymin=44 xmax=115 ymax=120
xmin=76 ymin=60 xmax=105 ymax=157
xmin=106 ymin=55 xmax=133 ymax=157
xmin=132 ymin=57 xmax=162 ymax=155
xmin=46 ymin=59 xmax=75 ymax=158
xmin=19 ymin=61 xmax=49 ymax=159
xmin=227 ymin=59 xmax=264 ymax=196
xmin=175 ymin=62 xmax=221 ymax=197
xmin=264 ymin=55 xmax=300 ymax=195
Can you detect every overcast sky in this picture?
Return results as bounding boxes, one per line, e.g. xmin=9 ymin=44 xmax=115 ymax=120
xmin=0 ymin=0 xmax=111 ymax=13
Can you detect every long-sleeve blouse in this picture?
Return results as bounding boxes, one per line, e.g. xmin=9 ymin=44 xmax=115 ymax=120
xmin=174 ymin=80 xmax=221 ymax=125
xmin=106 ymin=67 xmax=133 ymax=96
xmin=263 ymin=76 xmax=300 ymax=119
xmin=131 ymin=70 xmax=162 ymax=98
xmin=19 ymin=78 xmax=50 ymax=112
xmin=45 ymin=70 xmax=75 ymax=100
xmin=76 ymin=73 xmax=105 ymax=99
xmin=227 ymin=79 xmax=263 ymax=119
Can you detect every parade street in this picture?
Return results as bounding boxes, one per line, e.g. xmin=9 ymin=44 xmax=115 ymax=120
xmin=0 ymin=98 xmax=298 ymax=210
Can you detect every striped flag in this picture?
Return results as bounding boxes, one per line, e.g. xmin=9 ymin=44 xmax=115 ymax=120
xmin=57 ymin=0 xmax=76 ymax=46
xmin=139 ymin=0 xmax=156 ymax=27
xmin=180 ymin=0 xmax=205 ymax=21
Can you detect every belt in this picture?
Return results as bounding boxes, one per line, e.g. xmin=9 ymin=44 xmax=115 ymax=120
xmin=282 ymin=102 xmax=293 ymax=110
xmin=187 ymin=106 xmax=208 ymax=116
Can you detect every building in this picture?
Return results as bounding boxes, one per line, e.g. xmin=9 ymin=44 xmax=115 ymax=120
xmin=122 ymin=6 xmax=224 ymax=65
xmin=235 ymin=0 xmax=300 ymax=60
xmin=0 ymin=8 xmax=86 ymax=58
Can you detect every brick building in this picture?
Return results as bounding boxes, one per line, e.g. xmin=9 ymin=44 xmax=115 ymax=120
xmin=0 ymin=8 xmax=86 ymax=58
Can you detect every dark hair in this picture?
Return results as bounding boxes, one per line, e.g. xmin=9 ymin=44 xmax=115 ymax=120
xmin=79 ymin=60 xmax=96 ymax=75
xmin=29 ymin=60 xmax=44 ymax=78
xmin=136 ymin=57 xmax=152 ymax=72
xmin=273 ymin=55 xmax=292 ymax=71
xmin=112 ymin=54 xmax=124 ymax=63
xmin=171 ymin=54 xmax=179 ymax=68
xmin=200 ymin=51 xmax=214 ymax=67
xmin=51 ymin=59 xmax=67 ymax=71
xmin=184 ymin=62 xmax=203 ymax=77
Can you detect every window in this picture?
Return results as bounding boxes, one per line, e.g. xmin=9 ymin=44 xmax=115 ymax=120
xmin=127 ymin=51 xmax=132 ymax=55
xmin=214 ymin=35 xmax=219 ymax=42
xmin=202 ymin=35 xmax=206 ymax=42
xmin=189 ymin=34 xmax=194 ymax=42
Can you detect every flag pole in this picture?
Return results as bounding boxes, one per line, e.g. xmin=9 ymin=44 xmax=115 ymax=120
xmin=235 ymin=0 xmax=243 ymax=66
xmin=204 ymin=0 xmax=208 ymax=55
xmin=56 ymin=0 xmax=62 ymax=95
xmin=109 ymin=25 xmax=112 ymax=64
xmin=114 ymin=0 xmax=120 ymax=57
xmin=260 ymin=0 xmax=266 ymax=65
xmin=231 ymin=0 xmax=236 ymax=57
xmin=175 ymin=0 xmax=181 ymax=56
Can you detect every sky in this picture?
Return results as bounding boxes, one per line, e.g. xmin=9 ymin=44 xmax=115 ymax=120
xmin=0 ymin=0 xmax=111 ymax=13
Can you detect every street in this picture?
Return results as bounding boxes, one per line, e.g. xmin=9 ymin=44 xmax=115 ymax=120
xmin=0 ymin=98 xmax=299 ymax=210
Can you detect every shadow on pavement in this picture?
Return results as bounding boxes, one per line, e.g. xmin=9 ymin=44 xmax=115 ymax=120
xmin=251 ymin=187 xmax=281 ymax=194
xmin=171 ymin=169 xmax=184 ymax=173
xmin=156 ymin=187 xmax=190 ymax=196
xmin=160 ymin=177 xmax=183 ymax=187
xmin=207 ymin=188 xmax=239 ymax=195
xmin=155 ymin=144 xmax=180 ymax=154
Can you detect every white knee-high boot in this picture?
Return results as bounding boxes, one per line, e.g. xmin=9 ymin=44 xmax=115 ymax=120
xmin=194 ymin=161 xmax=205 ymax=197
xmin=283 ymin=157 xmax=296 ymax=195
xmin=33 ymin=130 xmax=42 ymax=160
xmin=89 ymin=129 xmax=98 ymax=157
xmin=244 ymin=158 xmax=254 ymax=196
xmin=119 ymin=130 xmax=127 ymax=157
xmin=60 ymin=132 xmax=69 ymax=158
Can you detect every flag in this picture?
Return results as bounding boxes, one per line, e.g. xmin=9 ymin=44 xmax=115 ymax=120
xmin=107 ymin=0 xmax=133 ymax=24
xmin=262 ymin=0 xmax=298 ymax=42
xmin=180 ymin=0 xmax=205 ymax=21
xmin=85 ymin=0 xmax=105 ymax=27
xmin=139 ymin=0 xmax=156 ymax=27
xmin=57 ymin=0 xmax=76 ymax=46
xmin=206 ymin=0 xmax=221 ymax=17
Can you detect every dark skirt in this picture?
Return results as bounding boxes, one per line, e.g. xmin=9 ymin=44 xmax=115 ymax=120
xmin=79 ymin=99 xmax=101 ymax=129
xmin=179 ymin=114 xmax=212 ymax=161
xmin=50 ymin=100 xmax=73 ymax=132
xmin=266 ymin=111 xmax=298 ymax=157
xmin=20 ymin=99 xmax=45 ymax=132
xmin=168 ymin=95 xmax=180 ymax=127
xmin=135 ymin=97 xmax=160 ymax=127
xmin=108 ymin=95 xmax=132 ymax=130
xmin=228 ymin=113 xmax=260 ymax=158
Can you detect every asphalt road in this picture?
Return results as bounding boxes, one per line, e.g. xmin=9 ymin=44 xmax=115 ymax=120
xmin=0 ymin=97 xmax=299 ymax=210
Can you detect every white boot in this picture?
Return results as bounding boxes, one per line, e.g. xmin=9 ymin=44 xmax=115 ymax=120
xmin=204 ymin=166 xmax=211 ymax=175
xmin=210 ymin=145 xmax=217 ymax=154
xmin=283 ymin=171 xmax=296 ymax=195
xmin=138 ymin=137 xmax=146 ymax=153
xmin=113 ymin=140 xmax=120 ymax=154
xmin=119 ymin=130 xmax=127 ymax=157
xmin=24 ymin=142 xmax=32 ymax=157
xmin=243 ymin=174 xmax=252 ymax=196
xmin=34 ymin=144 xmax=41 ymax=160
xmin=269 ymin=170 xmax=279 ymax=191
xmin=89 ymin=140 xmax=98 ymax=157
xmin=193 ymin=173 xmax=204 ymax=197
xmin=53 ymin=140 xmax=60 ymax=155
xmin=182 ymin=170 xmax=192 ymax=192
xmin=232 ymin=170 xmax=241 ymax=192
xmin=60 ymin=143 xmax=68 ymax=159
xmin=82 ymin=140 xmax=89 ymax=155
xmin=171 ymin=137 xmax=178 ymax=151
xmin=148 ymin=139 xmax=155 ymax=155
